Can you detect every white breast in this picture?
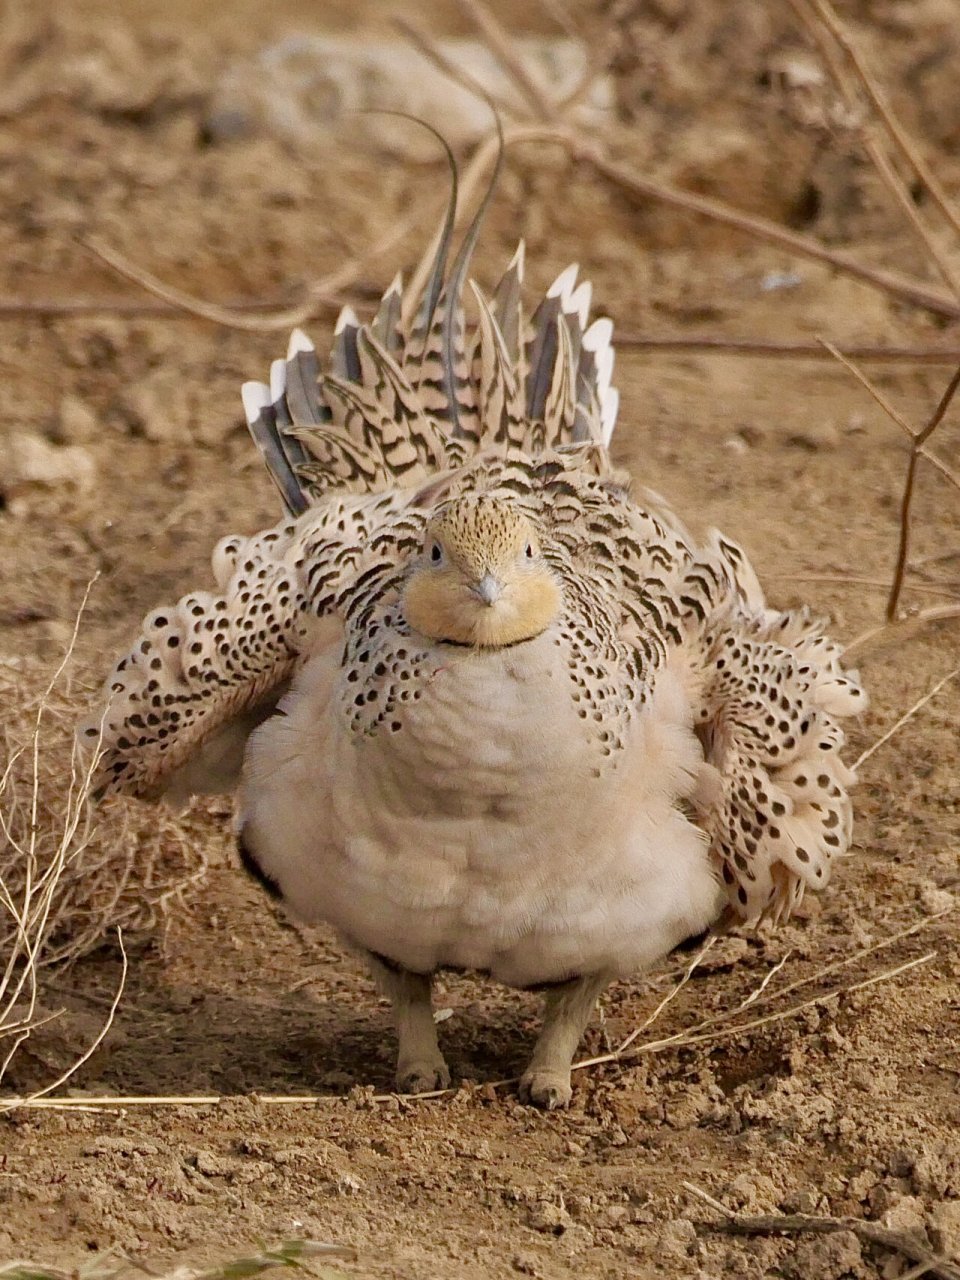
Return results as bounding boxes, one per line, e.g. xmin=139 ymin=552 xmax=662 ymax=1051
xmin=239 ymin=634 xmax=724 ymax=986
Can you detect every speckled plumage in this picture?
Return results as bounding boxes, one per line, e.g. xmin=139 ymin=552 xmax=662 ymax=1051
xmin=83 ymin=180 xmax=866 ymax=1101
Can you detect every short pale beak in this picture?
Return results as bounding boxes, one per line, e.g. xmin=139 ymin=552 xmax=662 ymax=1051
xmin=470 ymin=572 xmax=503 ymax=606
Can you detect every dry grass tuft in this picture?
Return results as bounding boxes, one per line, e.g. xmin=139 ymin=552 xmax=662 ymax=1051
xmin=0 ymin=613 xmax=208 ymax=1089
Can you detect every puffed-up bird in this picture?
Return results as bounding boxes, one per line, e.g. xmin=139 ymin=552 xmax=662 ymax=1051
xmin=84 ymin=166 xmax=866 ymax=1108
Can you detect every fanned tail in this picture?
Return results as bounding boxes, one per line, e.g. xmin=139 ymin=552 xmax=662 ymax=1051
xmin=241 ymin=131 xmax=618 ymax=510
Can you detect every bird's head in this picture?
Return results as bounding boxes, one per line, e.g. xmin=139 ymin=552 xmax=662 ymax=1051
xmin=402 ymin=497 xmax=561 ymax=648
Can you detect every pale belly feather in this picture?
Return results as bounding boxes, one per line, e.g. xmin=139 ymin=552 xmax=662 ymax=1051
xmin=240 ymin=634 xmax=724 ymax=986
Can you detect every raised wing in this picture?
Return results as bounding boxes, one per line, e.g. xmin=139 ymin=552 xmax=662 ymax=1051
xmin=677 ymin=535 xmax=867 ymax=922
xmin=82 ymin=492 xmax=405 ymax=800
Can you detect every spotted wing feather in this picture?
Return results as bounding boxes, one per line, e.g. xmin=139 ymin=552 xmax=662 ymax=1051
xmin=679 ymin=536 xmax=867 ymax=921
xmin=83 ymin=494 xmax=406 ymax=801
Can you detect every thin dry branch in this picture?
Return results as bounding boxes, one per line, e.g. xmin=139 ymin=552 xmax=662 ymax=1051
xmin=391 ymin=16 xmax=521 ymax=121
xmin=770 ymin=572 xmax=960 ymax=602
xmin=860 ymin=133 xmax=960 ymax=302
xmin=79 ymin=203 xmax=425 ymax=333
xmin=916 ymin=362 xmax=960 ymax=447
xmin=818 ymin=341 xmax=960 ymax=502
xmin=888 ymin=363 xmax=960 ymax=617
xmin=0 ymin=294 xmax=318 ymax=320
xmin=681 ymin=911 xmax=950 ymax=1027
xmin=1 ymin=589 xmax=206 ymax=1104
xmin=819 ymin=341 xmax=960 ymax=618
xmin=854 ymin=668 xmax=959 ymax=770
xmin=614 ymin=336 xmax=960 ymax=364
xmin=801 ymin=0 xmax=960 ymax=241
xmin=0 ymin=930 xmax=127 ymax=1115
xmin=614 ymin=934 xmax=716 ymax=1057
xmin=845 ymin=604 xmax=960 ymax=656
xmin=426 ymin=7 xmax=960 ymax=329
xmin=1 ymin=581 xmax=100 ymax=1068
xmin=455 ymin=0 xmax=556 ymax=122
xmin=776 ymin=3 xmax=960 ymax=630
xmin=685 ymin=1182 xmax=960 ymax=1280
xmin=788 ymin=0 xmax=960 ymax=301
xmin=817 ymin=340 xmax=914 ymax=441
xmin=577 ymin=140 xmax=960 ymax=320
xmin=79 ymin=238 xmax=340 ymax=333
xmin=394 ymin=4 xmax=960 ymax=322
xmin=570 ymin=950 xmax=936 ymax=1073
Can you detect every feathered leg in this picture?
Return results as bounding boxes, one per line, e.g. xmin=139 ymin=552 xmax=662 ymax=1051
xmin=367 ymin=954 xmax=451 ymax=1094
xmin=520 ymin=972 xmax=611 ymax=1110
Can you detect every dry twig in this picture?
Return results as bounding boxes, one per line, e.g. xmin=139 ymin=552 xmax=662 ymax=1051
xmin=0 ymin=589 xmax=206 ymax=1096
xmin=577 ymin=140 xmax=960 ymax=320
xmin=684 ymin=1181 xmax=960 ymax=1280
xmin=614 ymin=336 xmax=960 ymax=364
xmin=771 ymin=572 xmax=960 ymax=603
xmin=78 ymin=201 xmax=425 ymax=333
xmin=845 ymin=604 xmax=960 ymax=656
xmin=569 ymin=950 xmax=935 ymax=1074
xmin=0 ymin=930 xmax=127 ymax=1116
xmin=887 ymin=364 xmax=960 ymax=619
xmin=854 ymin=668 xmax=959 ymax=770
xmin=400 ymin=7 xmax=960 ymax=323
xmin=392 ymin=16 xmax=520 ymax=121
xmin=799 ymin=0 xmax=960 ymax=241
xmin=819 ymin=341 xmax=960 ymax=618
xmin=0 ymin=295 xmax=319 ymax=320
xmin=454 ymin=0 xmax=555 ymax=122
xmin=788 ymin=0 xmax=960 ymax=300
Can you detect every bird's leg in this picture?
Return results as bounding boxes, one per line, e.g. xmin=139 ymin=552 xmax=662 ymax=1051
xmin=520 ymin=972 xmax=610 ymax=1110
xmin=367 ymin=954 xmax=451 ymax=1094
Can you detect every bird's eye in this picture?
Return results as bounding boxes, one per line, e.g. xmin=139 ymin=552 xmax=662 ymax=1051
xmin=430 ymin=542 xmax=443 ymax=564
xmin=525 ymin=543 xmax=535 ymax=559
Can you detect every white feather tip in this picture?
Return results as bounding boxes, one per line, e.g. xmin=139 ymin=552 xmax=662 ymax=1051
xmin=286 ymin=328 xmax=315 ymax=358
xmin=583 ymin=316 xmax=613 ymax=353
xmin=596 ymin=345 xmax=615 ymax=396
xmin=601 ymin=387 xmax=619 ymax=444
xmin=334 ymin=306 xmax=360 ymax=334
xmin=567 ymin=280 xmax=592 ymax=329
xmin=547 ymin=263 xmax=579 ymax=302
xmin=241 ymin=381 xmax=271 ymax=424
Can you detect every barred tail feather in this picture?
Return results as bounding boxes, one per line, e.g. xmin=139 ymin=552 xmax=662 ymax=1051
xmin=238 ymin=243 xmax=619 ymax=509
xmin=241 ymin=381 xmax=308 ymax=516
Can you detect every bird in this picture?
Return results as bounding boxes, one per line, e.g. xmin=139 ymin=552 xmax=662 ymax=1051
xmin=83 ymin=150 xmax=866 ymax=1109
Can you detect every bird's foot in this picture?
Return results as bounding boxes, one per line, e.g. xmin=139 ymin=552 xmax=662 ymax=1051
xmin=396 ymin=1056 xmax=451 ymax=1095
xmin=519 ymin=1068 xmax=573 ymax=1111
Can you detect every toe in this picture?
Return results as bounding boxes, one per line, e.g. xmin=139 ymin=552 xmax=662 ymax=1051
xmin=397 ymin=1060 xmax=451 ymax=1094
xmin=519 ymin=1069 xmax=573 ymax=1110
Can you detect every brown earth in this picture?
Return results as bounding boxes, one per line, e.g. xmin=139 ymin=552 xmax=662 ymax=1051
xmin=1 ymin=2 xmax=959 ymax=1277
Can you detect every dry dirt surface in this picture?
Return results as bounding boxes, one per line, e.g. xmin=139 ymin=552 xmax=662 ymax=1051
xmin=1 ymin=2 xmax=959 ymax=1277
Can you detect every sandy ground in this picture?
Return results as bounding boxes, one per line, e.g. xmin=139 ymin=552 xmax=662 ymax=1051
xmin=1 ymin=2 xmax=959 ymax=1277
